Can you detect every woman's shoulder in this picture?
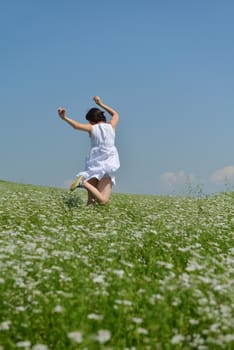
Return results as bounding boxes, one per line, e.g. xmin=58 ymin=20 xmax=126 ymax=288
xmin=96 ymin=122 xmax=113 ymax=129
xmin=93 ymin=123 xmax=115 ymax=134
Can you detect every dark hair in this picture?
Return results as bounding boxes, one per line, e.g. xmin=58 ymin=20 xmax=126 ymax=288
xmin=85 ymin=108 xmax=106 ymax=124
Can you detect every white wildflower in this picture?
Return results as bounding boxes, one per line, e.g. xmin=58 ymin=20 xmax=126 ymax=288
xmin=16 ymin=306 xmax=26 ymax=312
xmin=210 ymin=323 xmax=220 ymax=332
xmin=213 ymin=284 xmax=225 ymax=292
xmin=31 ymin=345 xmax=49 ymax=350
xmin=93 ymin=275 xmax=105 ymax=283
xmin=137 ymin=288 xmax=146 ymax=294
xmin=53 ymin=305 xmax=64 ymax=313
xmin=198 ymin=298 xmax=208 ymax=305
xmin=35 ymin=248 xmax=46 ymax=255
xmin=132 ymin=317 xmax=143 ymax=324
xmin=121 ymin=261 xmax=134 ymax=268
xmin=220 ymin=334 xmax=234 ymax=343
xmin=186 ymin=261 xmax=203 ymax=272
xmin=16 ymin=341 xmax=31 ymax=348
xmin=0 ymin=320 xmax=11 ymax=330
xmin=149 ymin=293 xmax=162 ymax=305
xmin=171 ymin=334 xmax=184 ymax=344
xmin=137 ymin=327 xmax=148 ymax=335
xmin=157 ymin=261 xmax=173 ymax=269
xmin=172 ymin=297 xmax=181 ymax=306
xmin=178 ymin=246 xmax=191 ymax=252
xmin=95 ymin=329 xmax=111 ymax=343
xmin=115 ymin=299 xmax=132 ymax=306
xmin=88 ymin=313 xmax=103 ymax=320
xmin=112 ymin=269 xmax=124 ymax=278
xmin=189 ymin=319 xmax=199 ymax=325
xmin=67 ymin=331 xmax=83 ymax=343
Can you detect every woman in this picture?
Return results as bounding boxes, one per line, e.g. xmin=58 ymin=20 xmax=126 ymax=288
xmin=57 ymin=96 xmax=120 ymax=205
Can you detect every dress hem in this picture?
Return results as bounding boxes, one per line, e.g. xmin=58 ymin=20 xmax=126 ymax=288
xmin=76 ymin=171 xmax=116 ymax=186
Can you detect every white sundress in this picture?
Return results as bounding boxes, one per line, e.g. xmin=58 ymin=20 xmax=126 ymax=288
xmin=77 ymin=123 xmax=120 ymax=185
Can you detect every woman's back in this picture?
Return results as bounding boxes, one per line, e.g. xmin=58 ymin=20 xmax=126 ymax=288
xmin=90 ymin=123 xmax=116 ymax=149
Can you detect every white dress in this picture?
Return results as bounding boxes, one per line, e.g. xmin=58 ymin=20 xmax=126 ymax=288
xmin=77 ymin=123 xmax=120 ymax=185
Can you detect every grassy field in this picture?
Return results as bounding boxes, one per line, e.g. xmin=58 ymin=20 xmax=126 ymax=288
xmin=0 ymin=180 xmax=233 ymax=350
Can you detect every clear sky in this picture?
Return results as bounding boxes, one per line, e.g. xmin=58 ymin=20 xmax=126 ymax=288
xmin=1 ymin=0 xmax=234 ymax=195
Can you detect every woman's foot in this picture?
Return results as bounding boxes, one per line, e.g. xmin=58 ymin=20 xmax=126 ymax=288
xmin=70 ymin=175 xmax=84 ymax=191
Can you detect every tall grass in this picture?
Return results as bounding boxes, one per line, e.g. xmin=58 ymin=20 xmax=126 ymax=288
xmin=0 ymin=180 xmax=233 ymax=349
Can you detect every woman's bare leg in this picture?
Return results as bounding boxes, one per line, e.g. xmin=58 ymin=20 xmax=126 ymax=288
xmin=86 ymin=178 xmax=98 ymax=205
xmin=83 ymin=176 xmax=112 ymax=205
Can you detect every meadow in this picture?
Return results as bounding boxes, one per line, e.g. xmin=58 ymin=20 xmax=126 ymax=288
xmin=0 ymin=180 xmax=233 ymax=350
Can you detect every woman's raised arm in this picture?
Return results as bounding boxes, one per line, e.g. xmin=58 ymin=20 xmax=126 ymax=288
xmin=93 ymin=96 xmax=119 ymax=128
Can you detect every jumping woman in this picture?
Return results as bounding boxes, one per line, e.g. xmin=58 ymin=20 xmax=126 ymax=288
xmin=57 ymin=96 xmax=120 ymax=205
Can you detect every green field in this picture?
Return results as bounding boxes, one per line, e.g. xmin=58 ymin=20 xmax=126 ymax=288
xmin=0 ymin=180 xmax=233 ymax=350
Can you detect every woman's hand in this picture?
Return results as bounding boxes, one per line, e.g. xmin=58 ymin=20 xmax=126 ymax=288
xmin=93 ymin=96 xmax=102 ymax=105
xmin=57 ymin=107 xmax=67 ymax=120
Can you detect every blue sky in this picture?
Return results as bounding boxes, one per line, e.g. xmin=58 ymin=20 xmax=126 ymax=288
xmin=1 ymin=0 xmax=234 ymax=195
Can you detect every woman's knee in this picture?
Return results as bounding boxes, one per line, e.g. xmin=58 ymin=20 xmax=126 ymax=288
xmin=99 ymin=199 xmax=109 ymax=205
xmin=99 ymin=196 xmax=109 ymax=205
